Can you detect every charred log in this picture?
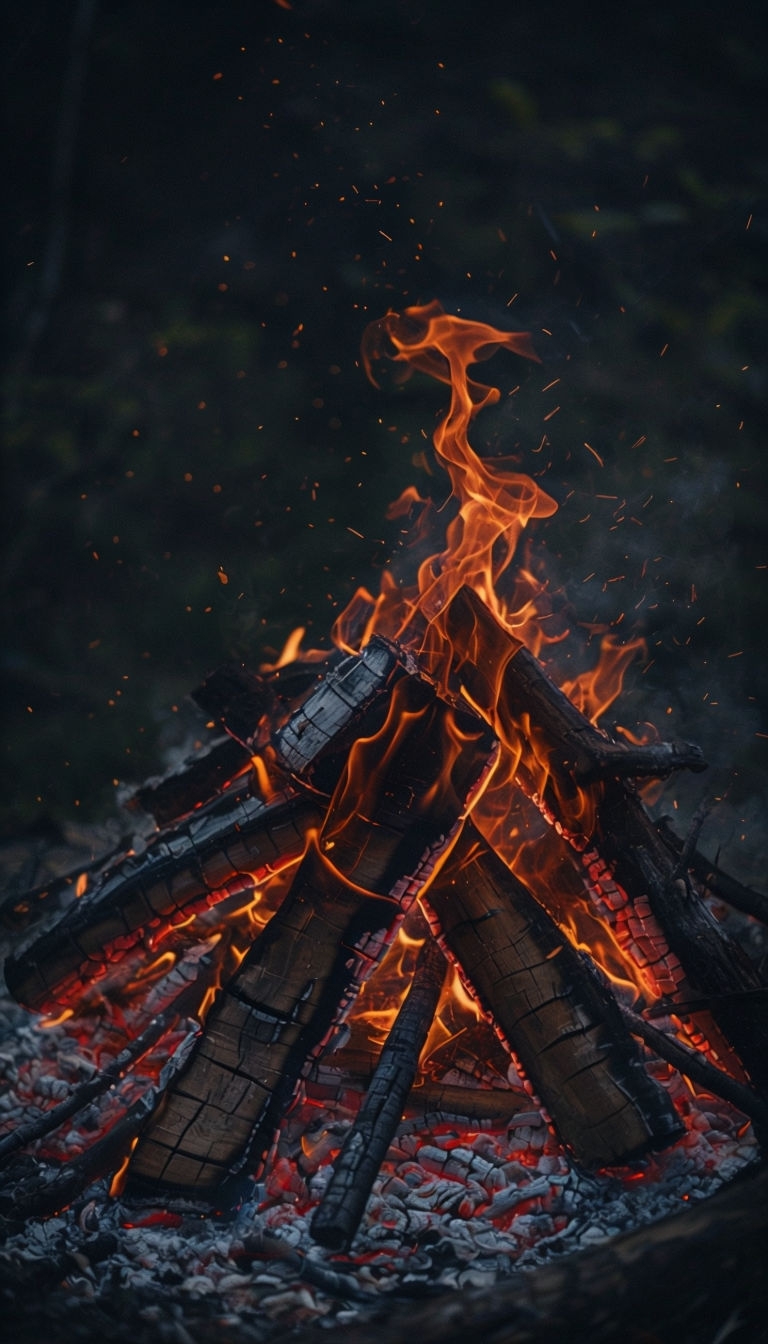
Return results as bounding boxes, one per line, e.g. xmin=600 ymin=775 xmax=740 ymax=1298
xmin=311 ymin=932 xmax=448 ymax=1250
xmin=444 ymin=585 xmax=706 ymax=797
xmin=304 ymin=1065 xmax=530 ymax=1127
xmin=446 ymin=587 xmax=768 ymax=1100
xmin=123 ymin=676 xmax=495 ymax=1206
xmin=5 ymin=638 xmax=408 ymax=1015
xmin=190 ymin=662 xmax=277 ymax=748
xmin=4 ymin=789 xmax=324 ymax=1013
xmin=191 ymin=653 xmax=346 ymax=750
xmin=0 ymin=831 xmax=132 ymax=935
xmin=124 ymin=735 xmax=253 ymax=826
xmin=425 ymin=822 xmax=682 ymax=1166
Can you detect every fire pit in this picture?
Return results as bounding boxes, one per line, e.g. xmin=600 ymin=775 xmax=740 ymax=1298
xmin=1 ymin=304 xmax=766 ymax=1343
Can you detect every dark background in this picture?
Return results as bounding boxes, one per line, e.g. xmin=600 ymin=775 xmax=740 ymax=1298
xmin=3 ymin=0 xmax=767 ymax=879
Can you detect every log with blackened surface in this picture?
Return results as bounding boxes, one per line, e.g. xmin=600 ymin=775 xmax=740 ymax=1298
xmin=425 ymin=822 xmax=683 ymax=1166
xmin=5 ymin=638 xmax=406 ymax=1014
xmin=123 ymin=673 xmax=496 ymax=1206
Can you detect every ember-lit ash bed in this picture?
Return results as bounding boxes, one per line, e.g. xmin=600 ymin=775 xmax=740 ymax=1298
xmin=1 ymin=306 xmax=766 ymax=1344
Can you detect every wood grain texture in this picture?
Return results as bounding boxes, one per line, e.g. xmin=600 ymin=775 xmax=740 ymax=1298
xmin=426 ymin=823 xmax=682 ymax=1166
xmin=4 ymin=790 xmax=323 ymax=1012
xmin=124 ymin=677 xmax=495 ymax=1204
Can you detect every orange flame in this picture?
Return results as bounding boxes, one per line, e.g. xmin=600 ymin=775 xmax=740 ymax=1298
xmin=334 ymin=301 xmax=557 ymax=659
xmin=560 ymin=632 xmax=645 ymax=726
xmin=330 ymin=302 xmax=663 ymax=1045
xmin=109 ymin=1136 xmax=139 ymax=1197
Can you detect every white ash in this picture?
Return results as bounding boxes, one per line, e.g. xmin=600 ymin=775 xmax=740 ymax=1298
xmin=0 ymin=986 xmax=759 ymax=1341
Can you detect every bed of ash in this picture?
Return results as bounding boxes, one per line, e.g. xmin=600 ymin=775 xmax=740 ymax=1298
xmin=0 ymin=862 xmax=759 ymax=1344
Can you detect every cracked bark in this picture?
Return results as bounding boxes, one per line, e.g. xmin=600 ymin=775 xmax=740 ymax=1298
xmin=425 ymin=822 xmax=682 ymax=1166
xmin=123 ymin=675 xmax=495 ymax=1206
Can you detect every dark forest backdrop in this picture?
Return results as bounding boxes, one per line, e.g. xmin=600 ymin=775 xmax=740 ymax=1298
xmin=3 ymin=0 xmax=767 ymax=883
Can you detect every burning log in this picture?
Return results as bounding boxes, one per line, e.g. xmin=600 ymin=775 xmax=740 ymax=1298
xmin=424 ymin=821 xmax=683 ymax=1166
xmin=311 ymin=927 xmax=448 ymax=1250
xmin=4 ymin=789 xmax=324 ymax=1015
xmin=444 ymin=585 xmax=768 ymax=1099
xmin=443 ymin=584 xmax=706 ymax=812
xmin=5 ymin=637 xmax=406 ymax=1015
xmin=122 ymin=674 xmax=496 ymax=1206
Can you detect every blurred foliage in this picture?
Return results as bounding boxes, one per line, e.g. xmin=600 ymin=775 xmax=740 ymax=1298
xmin=2 ymin=0 xmax=767 ymax=861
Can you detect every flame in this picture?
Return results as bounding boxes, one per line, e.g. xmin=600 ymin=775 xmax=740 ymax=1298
xmin=251 ymin=751 xmax=281 ymax=803
xmin=418 ymin=964 xmax=484 ymax=1073
xmin=259 ymin=624 xmax=330 ymax=672
xmin=332 ymin=302 xmax=673 ymax=1050
xmin=129 ymin=950 xmax=177 ymax=985
xmin=266 ymin=625 xmax=307 ymax=669
xmin=335 ymin=300 xmax=558 ymax=660
xmin=329 ymin=303 xmax=648 ymax=852
xmin=560 ymin=632 xmax=645 ymax=726
xmin=38 ymin=1006 xmax=75 ymax=1030
xmin=109 ymin=1136 xmax=139 ymax=1197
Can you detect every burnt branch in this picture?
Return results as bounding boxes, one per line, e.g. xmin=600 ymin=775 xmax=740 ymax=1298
xmin=444 ymin=585 xmax=706 ymax=788
xmin=656 ymin=814 xmax=768 ymax=926
xmin=0 ymin=1094 xmax=154 ymax=1225
xmin=311 ymin=933 xmax=448 ymax=1251
xmin=625 ymin=835 xmax=768 ymax=1096
xmin=618 ymin=1004 xmax=768 ymax=1134
xmin=241 ymin=1230 xmax=376 ymax=1304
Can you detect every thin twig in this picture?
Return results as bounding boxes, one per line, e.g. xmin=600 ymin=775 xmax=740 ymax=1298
xmin=671 ymin=799 xmax=713 ymax=882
